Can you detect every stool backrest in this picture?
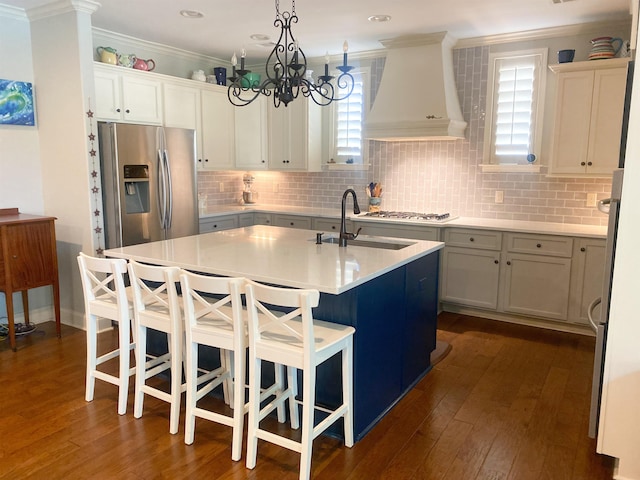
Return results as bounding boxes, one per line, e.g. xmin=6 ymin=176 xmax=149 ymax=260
xmin=77 ymin=252 xmax=128 ymax=321
xmin=127 ymin=260 xmax=182 ymax=330
xmin=180 ymin=271 xmax=245 ymax=344
xmin=244 ymin=279 xmax=320 ymax=352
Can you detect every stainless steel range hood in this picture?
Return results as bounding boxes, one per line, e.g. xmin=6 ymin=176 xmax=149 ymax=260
xmin=364 ymin=32 xmax=467 ymax=141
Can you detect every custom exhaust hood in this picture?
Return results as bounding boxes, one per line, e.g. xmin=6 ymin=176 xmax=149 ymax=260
xmin=364 ymin=32 xmax=467 ymax=141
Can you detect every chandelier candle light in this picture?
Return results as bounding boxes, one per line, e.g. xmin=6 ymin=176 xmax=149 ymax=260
xmin=228 ymin=0 xmax=355 ymax=108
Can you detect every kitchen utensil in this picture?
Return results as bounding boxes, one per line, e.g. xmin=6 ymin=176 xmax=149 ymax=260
xmin=589 ymin=36 xmax=623 ymax=60
xmin=191 ymin=70 xmax=206 ymax=81
xmin=558 ymin=49 xmax=575 ymax=63
xmin=242 ymin=191 xmax=258 ymax=204
xmin=97 ymin=46 xmax=117 ymax=65
xmin=133 ymin=58 xmax=155 ymax=71
xmin=117 ymin=53 xmax=136 ymax=68
xmin=213 ymin=67 xmax=227 ymax=85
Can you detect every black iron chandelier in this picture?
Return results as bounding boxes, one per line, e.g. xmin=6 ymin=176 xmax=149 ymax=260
xmin=228 ymin=0 xmax=355 ymax=108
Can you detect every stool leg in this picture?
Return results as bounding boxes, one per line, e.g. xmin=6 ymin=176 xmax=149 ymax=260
xmin=184 ymin=339 xmax=198 ymax=445
xmin=343 ymin=340 xmax=354 ymax=447
xmin=288 ymin=366 xmax=300 ymax=429
xmin=230 ymin=347 xmax=245 ymax=462
xmin=85 ymin=313 xmax=98 ymax=402
xmin=134 ymin=325 xmax=147 ymax=419
xmin=168 ymin=332 xmax=182 ymax=435
xmin=275 ymin=363 xmax=286 ymax=423
xmin=246 ymin=355 xmax=262 ymax=470
xmin=299 ymin=366 xmax=316 ymax=480
xmin=117 ymin=318 xmax=130 ymax=415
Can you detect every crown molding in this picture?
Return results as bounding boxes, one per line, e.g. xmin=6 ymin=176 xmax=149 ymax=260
xmin=0 ymin=4 xmax=28 ymax=20
xmin=92 ymin=27 xmax=229 ymax=65
xmin=455 ymin=17 xmax=632 ymax=49
xmin=27 ymin=0 xmax=101 ymax=21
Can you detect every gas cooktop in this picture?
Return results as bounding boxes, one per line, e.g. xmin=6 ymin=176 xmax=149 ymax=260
xmin=362 ymin=211 xmax=457 ymax=223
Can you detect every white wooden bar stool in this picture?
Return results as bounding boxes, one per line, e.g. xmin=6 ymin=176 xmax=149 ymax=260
xmin=128 ymin=260 xmax=184 ymax=434
xmin=179 ymin=271 xmax=250 ymax=460
xmin=244 ymin=279 xmax=355 ymax=480
xmin=77 ymin=253 xmax=134 ymax=415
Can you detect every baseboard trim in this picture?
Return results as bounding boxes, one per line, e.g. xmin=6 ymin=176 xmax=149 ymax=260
xmin=440 ymin=303 xmax=595 ymax=337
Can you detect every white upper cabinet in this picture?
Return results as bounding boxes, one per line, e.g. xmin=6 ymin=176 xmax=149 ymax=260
xmin=200 ymin=88 xmax=235 ymax=171
xmin=94 ymin=63 xmax=163 ymax=125
xmin=268 ymin=96 xmax=322 ymax=171
xmin=235 ymin=96 xmax=268 ymax=170
xmin=549 ymin=58 xmax=628 ymax=176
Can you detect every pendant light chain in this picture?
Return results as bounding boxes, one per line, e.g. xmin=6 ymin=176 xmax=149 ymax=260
xmin=228 ymin=0 xmax=353 ymax=108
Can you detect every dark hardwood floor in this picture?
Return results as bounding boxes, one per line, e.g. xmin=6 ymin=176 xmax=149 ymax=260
xmin=0 ymin=313 xmax=615 ymax=479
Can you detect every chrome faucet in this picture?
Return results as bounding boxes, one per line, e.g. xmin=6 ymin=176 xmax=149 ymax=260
xmin=339 ymin=189 xmax=362 ymax=247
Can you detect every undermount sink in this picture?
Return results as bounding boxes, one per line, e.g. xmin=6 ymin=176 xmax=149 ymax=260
xmin=317 ymin=236 xmax=414 ymax=250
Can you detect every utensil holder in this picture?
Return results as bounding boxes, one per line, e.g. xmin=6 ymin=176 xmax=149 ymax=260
xmin=369 ymin=197 xmax=381 ymax=213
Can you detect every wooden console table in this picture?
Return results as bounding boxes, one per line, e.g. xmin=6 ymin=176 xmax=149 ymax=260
xmin=0 ymin=208 xmax=61 ymax=351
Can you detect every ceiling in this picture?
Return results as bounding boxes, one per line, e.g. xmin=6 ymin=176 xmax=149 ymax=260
xmin=4 ymin=0 xmax=632 ymax=62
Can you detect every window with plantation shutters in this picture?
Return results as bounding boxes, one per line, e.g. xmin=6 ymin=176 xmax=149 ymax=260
xmin=483 ymin=49 xmax=547 ymax=171
xmin=333 ymin=70 xmax=367 ymax=163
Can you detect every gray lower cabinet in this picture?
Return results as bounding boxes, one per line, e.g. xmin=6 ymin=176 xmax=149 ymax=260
xmin=440 ymin=229 xmax=502 ymax=309
xmin=272 ymin=214 xmax=312 ymax=229
xmin=199 ymin=215 xmax=238 ymax=233
xmin=441 ymin=228 xmax=601 ymax=328
xmin=238 ymin=213 xmax=254 ymax=227
xmin=313 ymin=217 xmax=348 ymax=233
xmin=440 ymin=246 xmax=501 ymax=309
xmin=353 ymin=222 xmax=440 ymax=241
xmin=568 ymin=238 xmax=606 ymax=325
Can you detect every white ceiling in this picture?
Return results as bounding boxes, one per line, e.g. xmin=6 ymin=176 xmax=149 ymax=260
xmin=4 ymin=0 xmax=632 ymax=62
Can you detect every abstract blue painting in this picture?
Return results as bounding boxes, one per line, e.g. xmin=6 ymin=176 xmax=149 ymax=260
xmin=0 ymin=79 xmax=35 ymax=126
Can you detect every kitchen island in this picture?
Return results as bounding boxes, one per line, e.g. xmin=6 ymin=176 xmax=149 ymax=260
xmin=105 ymin=225 xmax=444 ymax=440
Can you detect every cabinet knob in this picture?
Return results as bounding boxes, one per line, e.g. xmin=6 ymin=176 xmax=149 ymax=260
xmin=581 ymin=162 xmax=586 ymax=166
xmin=507 ymin=261 xmax=512 ymax=266
xmin=331 ymin=226 xmax=336 ymax=230
xmin=12 ymin=254 xmax=18 ymax=259
xmin=198 ymin=158 xmax=202 ymax=163
xmin=587 ymin=161 xmax=593 ymax=166
xmin=125 ymin=109 xmax=130 ymax=114
xmin=205 ymin=158 xmax=209 ymax=163
xmin=581 ymin=247 xmax=586 ymax=252
xmin=116 ymin=108 xmax=121 ymax=113
xmin=494 ymin=259 xmax=499 ymax=264
xmin=213 ymin=224 xmax=217 ymax=228
xmin=290 ymin=222 xmax=294 ymax=226
xmin=261 ymin=160 xmax=265 ymax=163
xmin=265 ymin=220 xmax=270 ymax=224
xmin=536 ymin=243 xmax=542 ymax=248
xmin=469 ymin=237 xmax=475 ymax=242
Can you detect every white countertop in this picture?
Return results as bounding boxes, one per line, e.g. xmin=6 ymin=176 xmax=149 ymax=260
xmin=104 ymin=225 xmax=444 ymax=295
xmin=200 ymin=204 xmax=608 ymax=239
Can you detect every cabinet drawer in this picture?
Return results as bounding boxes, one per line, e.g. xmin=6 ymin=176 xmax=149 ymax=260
xmin=253 ymin=213 xmax=272 ymax=225
xmin=444 ymin=228 xmax=502 ymax=250
xmin=506 ymin=233 xmax=573 ymax=257
xmin=313 ymin=218 xmax=346 ymax=233
xmin=273 ymin=214 xmax=312 ymax=229
xmin=356 ymin=222 xmax=440 ymax=241
xmin=238 ymin=213 xmax=254 ymax=227
xmin=199 ymin=215 xmax=238 ymax=233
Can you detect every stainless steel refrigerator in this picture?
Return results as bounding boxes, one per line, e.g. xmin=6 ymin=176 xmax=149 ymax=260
xmin=98 ymin=122 xmax=198 ymax=248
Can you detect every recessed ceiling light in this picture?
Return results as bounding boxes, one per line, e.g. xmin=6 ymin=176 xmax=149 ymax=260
xmin=180 ymin=10 xmax=204 ymax=18
xmin=250 ymin=34 xmax=271 ymax=41
xmin=254 ymin=42 xmax=278 ymax=49
xmin=368 ymin=14 xmax=391 ymax=23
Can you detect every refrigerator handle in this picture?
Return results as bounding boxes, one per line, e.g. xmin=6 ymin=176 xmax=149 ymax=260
xmin=587 ymin=297 xmax=602 ymax=333
xmin=164 ymin=149 xmax=173 ymax=229
xmin=157 ymin=148 xmax=167 ymax=228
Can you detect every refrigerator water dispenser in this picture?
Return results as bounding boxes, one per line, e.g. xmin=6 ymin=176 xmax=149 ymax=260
xmin=123 ymin=165 xmax=150 ymax=214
